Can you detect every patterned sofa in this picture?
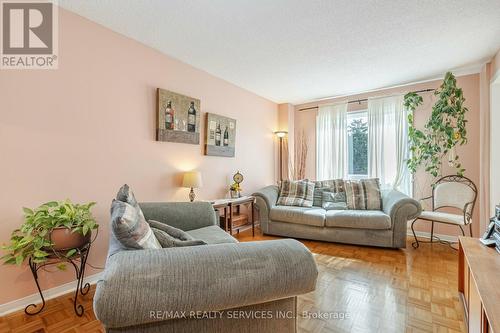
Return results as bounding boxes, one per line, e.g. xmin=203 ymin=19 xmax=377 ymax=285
xmin=253 ymin=183 xmax=421 ymax=248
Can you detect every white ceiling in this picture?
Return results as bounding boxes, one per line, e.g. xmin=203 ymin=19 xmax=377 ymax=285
xmin=59 ymin=0 xmax=500 ymax=104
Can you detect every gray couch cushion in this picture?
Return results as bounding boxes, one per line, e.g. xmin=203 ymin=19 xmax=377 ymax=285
xmin=325 ymin=210 xmax=391 ymax=229
xmin=186 ymin=225 xmax=238 ymax=244
xmin=270 ymin=206 xmax=326 ymax=227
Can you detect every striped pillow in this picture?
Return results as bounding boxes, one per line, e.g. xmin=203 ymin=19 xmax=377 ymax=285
xmin=277 ymin=179 xmax=315 ymax=207
xmin=316 ymin=179 xmax=345 ymax=193
xmin=344 ymin=178 xmax=382 ymax=210
xmin=312 ymin=186 xmax=327 ymax=207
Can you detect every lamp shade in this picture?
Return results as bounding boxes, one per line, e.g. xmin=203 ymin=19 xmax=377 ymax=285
xmin=182 ymin=171 xmax=203 ymax=188
xmin=274 ymin=131 xmax=288 ymax=138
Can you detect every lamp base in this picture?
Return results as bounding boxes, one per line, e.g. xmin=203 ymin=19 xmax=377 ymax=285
xmin=189 ymin=188 xmax=196 ymax=202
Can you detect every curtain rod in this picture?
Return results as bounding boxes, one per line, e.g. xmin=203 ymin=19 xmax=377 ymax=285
xmin=298 ymin=88 xmax=435 ymax=112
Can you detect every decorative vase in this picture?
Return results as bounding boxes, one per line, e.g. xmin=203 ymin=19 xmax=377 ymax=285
xmin=230 ymin=190 xmax=239 ymax=199
xmin=47 ymin=227 xmax=91 ymax=251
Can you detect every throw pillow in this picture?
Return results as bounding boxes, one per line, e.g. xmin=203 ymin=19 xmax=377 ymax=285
xmin=116 ymin=184 xmax=139 ymax=206
xmin=116 ymin=183 xmax=148 ymax=221
xmin=344 ymin=178 xmax=383 ymax=210
xmin=313 ymin=179 xmax=345 ymax=207
xmin=110 ymin=199 xmax=162 ymax=250
xmin=151 ymin=227 xmax=207 ymax=248
xmin=277 ymin=179 xmax=315 ymax=207
xmin=312 ymin=186 xmax=327 ymax=207
xmin=316 ymin=179 xmax=345 ymax=193
xmin=322 ymin=191 xmax=347 ymax=210
xmin=148 ymin=220 xmax=197 ymax=241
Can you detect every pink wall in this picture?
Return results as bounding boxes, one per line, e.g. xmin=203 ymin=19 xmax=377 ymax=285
xmin=0 ymin=9 xmax=277 ymax=305
xmin=294 ymin=74 xmax=481 ymax=237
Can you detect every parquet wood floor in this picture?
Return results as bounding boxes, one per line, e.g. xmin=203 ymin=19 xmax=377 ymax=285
xmin=1 ymin=229 xmax=464 ymax=333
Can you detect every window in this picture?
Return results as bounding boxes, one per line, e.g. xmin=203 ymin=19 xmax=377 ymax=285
xmin=347 ymin=111 xmax=368 ymax=179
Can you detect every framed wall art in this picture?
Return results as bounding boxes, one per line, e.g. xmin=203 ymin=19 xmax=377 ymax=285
xmin=205 ymin=113 xmax=236 ymax=157
xmin=156 ymin=88 xmax=200 ymax=145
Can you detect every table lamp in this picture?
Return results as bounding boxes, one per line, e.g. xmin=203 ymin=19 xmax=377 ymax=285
xmin=182 ymin=171 xmax=202 ymax=202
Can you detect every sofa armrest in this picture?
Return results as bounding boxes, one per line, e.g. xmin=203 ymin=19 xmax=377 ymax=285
xmin=252 ymin=185 xmax=279 ymax=233
xmin=94 ymin=239 xmax=318 ymax=328
xmin=382 ymin=189 xmax=422 ymax=248
xmin=139 ymin=202 xmax=217 ymax=231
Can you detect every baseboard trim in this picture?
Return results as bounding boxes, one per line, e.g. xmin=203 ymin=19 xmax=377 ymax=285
xmin=407 ymin=230 xmax=458 ymax=243
xmin=0 ymin=272 xmax=102 ymax=316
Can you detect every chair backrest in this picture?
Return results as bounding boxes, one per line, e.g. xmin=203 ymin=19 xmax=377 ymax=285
xmin=433 ymin=175 xmax=477 ymax=217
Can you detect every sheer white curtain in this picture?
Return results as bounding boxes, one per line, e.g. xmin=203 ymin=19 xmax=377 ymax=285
xmin=316 ymin=102 xmax=348 ymax=180
xmin=367 ymin=95 xmax=411 ymax=195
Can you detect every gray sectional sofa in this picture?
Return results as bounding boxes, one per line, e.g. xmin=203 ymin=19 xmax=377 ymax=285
xmin=253 ymin=185 xmax=421 ymax=248
xmin=94 ymin=202 xmax=318 ymax=333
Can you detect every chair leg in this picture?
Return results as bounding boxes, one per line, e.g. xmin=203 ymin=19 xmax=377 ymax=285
xmin=459 ymin=225 xmax=465 ymax=237
xmin=469 ymin=224 xmax=473 ymax=237
xmin=411 ymin=218 xmax=419 ymax=249
xmin=430 ymin=221 xmax=434 ymax=243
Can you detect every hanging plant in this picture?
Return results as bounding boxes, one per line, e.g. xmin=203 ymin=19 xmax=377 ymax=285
xmin=404 ymin=72 xmax=468 ymax=178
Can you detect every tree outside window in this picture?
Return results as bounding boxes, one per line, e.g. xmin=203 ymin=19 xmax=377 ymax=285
xmin=347 ymin=113 xmax=368 ymax=176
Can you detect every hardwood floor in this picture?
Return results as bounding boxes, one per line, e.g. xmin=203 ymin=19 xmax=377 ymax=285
xmin=0 ymin=229 xmax=465 ymax=333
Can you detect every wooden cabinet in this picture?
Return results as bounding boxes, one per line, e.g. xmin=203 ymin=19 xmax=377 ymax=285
xmin=458 ymin=237 xmax=500 ymax=333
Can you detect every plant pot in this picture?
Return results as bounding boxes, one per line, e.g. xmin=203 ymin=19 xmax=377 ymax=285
xmin=48 ymin=227 xmax=91 ymax=250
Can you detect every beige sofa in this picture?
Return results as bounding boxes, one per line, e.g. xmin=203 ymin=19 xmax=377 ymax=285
xmin=253 ymin=185 xmax=421 ymax=248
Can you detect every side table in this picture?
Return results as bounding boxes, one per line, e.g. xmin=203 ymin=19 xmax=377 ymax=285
xmin=211 ymin=196 xmax=256 ymax=236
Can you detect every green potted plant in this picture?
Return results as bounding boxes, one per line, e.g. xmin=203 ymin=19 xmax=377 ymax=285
xmin=404 ymin=71 xmax=468 ymax=178
xmin=1 ymin=200 xmax=98 ymax=268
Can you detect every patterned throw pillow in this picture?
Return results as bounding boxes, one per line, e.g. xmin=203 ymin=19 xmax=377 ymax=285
xmin=313 ymin=179 xmax=345 ymax=207
xmin=277 ymin=179 xmax=315 ymax=207
xmin=111 ymin=185 xmax=161 ymax=250
xmin=316 ymin=179 xmax=345 ymax=193
xmin=344 ymin=178 xmax=382 ymax=210
xmin=312 ymin=186 xmax=327 ymax=207
xmin=322 ymin=191 xmax=347 ymax=210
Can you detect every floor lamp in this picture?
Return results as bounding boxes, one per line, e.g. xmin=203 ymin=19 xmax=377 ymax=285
xmin=274 ymin=131 xmax=288 ymax=181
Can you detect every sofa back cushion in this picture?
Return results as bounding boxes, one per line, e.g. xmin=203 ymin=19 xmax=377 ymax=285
xmin=344 ymin=178 xmax=382 ymax=210
xmin=277 ymin=179 xmax=315 ymax=207
xmin=139 ymin=202 xmax=217 ymax=231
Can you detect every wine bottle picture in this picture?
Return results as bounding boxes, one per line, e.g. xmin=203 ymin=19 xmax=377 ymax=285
xmin=215 ymin=123 xmax=221 ymax=146
xmin=223 ymin=126 xmax=229 ymax=146
xmin=187 ymin=101 xmax=196 ymax=132
xmin=164 ymin=101 xmax=174 ymax=130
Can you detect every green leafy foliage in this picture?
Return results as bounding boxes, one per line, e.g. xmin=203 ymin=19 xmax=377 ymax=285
xmin=404 ymin=72 xmax=468 ymax=178
xmin=347 ymin=119 xmax=368 ymax=175
xmin=1 ymin=200 xmax=98 ymax=269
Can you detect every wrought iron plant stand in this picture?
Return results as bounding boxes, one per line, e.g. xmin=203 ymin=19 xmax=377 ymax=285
xmin=24 ymin=242 xmax=91 ymax=317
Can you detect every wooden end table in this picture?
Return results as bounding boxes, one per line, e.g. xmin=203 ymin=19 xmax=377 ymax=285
xmin=211 ymin=196 xmax=256 ymax=236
